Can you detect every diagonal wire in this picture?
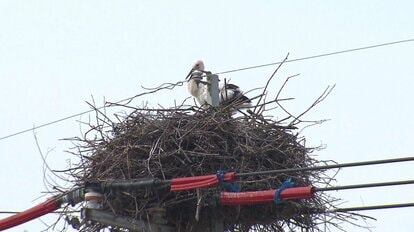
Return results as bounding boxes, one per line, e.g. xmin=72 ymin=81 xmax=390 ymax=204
xmin=1 ymin=38 xmax=414 ymax=141
xmin=0 ymin=82 xmax=185 ymax=141
xmin=216 ymin=38 xmax=414 ymax=75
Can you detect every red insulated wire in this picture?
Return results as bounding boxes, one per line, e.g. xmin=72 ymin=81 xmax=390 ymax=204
xmin=3 ymin=174 xmax=411 ymax=229
xmin=170 ymin=172 xmax=236 ymax=191
xmin=171 ymin=176 xmax=218 ymax=191
xmin=0 ymin=198 xmax=59 ymax=230
xmin=218 ymin=179 xmax=414 ymax=205
xmin=219 ymin=186 xmax=314 ymax=205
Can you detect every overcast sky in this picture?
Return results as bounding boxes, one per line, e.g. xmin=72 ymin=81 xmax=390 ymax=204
xmin=1 ymin=1 xmax=414 ymax=231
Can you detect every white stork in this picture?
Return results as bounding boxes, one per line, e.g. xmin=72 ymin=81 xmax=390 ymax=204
xmin=185 ymin=60 xmax=251 ymax=108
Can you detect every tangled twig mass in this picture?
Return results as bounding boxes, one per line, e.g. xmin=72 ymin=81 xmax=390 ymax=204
xmin=57 ymin=65 xmax=367 ymax=231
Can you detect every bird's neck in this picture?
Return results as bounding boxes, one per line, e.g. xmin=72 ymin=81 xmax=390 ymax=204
xmin=187 ymin=79 xmax=203 ymax=97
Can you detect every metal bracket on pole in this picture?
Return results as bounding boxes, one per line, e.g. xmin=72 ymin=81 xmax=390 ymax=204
xmin=81 ymin=208 xmax=174 ymax=232
xmin=206 ymin=74 xmax=220 ymax=107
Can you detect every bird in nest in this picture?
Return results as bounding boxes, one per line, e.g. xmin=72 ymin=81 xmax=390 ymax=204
xmin=185 ymin=60 xmax=251 ymax=109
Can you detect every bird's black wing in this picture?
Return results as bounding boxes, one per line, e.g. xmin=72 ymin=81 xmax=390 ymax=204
xmin=224 ymin=83 xmax=240 ymax=90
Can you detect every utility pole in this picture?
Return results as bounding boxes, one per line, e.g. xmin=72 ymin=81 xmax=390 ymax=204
xmin=199 ymin=73 xmax=223 ymax=231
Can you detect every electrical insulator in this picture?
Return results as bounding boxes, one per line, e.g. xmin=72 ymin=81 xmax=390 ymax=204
xmin=84 ymin=191 xmax=104 ymax=209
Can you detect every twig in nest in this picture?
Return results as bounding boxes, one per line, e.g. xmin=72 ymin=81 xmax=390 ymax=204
xmin=195 ymin=189 xmax=202 ymax=222
xmin=289 ymin=84 xmax=336 ymax=126
xmin=254 ymin=53 xmax=289 ymax=114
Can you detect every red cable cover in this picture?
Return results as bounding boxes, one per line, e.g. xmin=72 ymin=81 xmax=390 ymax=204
xmin=170 ymin=172 xmax=236 ymax=191
xmin=0 ymin=198 xmax=59 ymax=230
xmin=219 ymin=186 xmax=314 ymax=205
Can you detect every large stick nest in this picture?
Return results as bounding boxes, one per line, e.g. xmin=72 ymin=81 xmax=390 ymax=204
xmin=59 ymin=66 xmax=365 ymax=231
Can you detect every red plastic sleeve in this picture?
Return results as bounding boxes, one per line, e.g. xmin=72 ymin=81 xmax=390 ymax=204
xmin=170 ymin=172 xmax=236 ymax=191
xmin=219 ymin=186 xmax=314 ymax=205
xmin=0 ymin=198 xmax=59 ymax=230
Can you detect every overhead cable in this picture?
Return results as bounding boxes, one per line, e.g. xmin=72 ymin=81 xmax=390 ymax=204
xmin=236 ymin=156 xmax=414 ymax=177
xmin=1 ymin=38 xmax=413 ymax=141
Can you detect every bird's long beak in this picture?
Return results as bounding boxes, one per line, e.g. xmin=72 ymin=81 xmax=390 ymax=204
xmin=185 ymin=68 xmax=195 ymax=80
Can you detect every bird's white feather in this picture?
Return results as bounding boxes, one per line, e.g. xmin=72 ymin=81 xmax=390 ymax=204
xmin=186 ymin=60 xmax=250 ymax=108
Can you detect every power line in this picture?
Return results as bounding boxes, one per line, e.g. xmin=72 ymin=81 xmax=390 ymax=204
xmin=0 ymin=110 xmax=94 ymax=141
xmin=236 ymin=156 xmax=414 ymax=177
xmin=315 ymin=179 xmax=414 ymax=192
xmin=216 ymin=38 xmax=414 ymax=75
xmin=330 ymin=202 xmax=414 ymax=213
xmin=303 ymin=203 xmax=414 ymax=215
xmin=89 ymin=157 xmax=414 ymax=193
xmin=1 ymin=38 xmax=414 ymax=142
xmin=0 ymin=82 xmax=183 ymax=141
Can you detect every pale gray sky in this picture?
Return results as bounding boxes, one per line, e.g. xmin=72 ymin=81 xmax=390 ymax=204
xmin=1 ymin=1 xmax=414 ymax=231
